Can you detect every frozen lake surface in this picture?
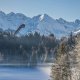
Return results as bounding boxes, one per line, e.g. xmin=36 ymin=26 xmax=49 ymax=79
xmin=0 ymin=66 xmax=51 ymax=80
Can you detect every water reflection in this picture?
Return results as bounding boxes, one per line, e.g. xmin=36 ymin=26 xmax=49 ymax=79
xmin=0 ymin=67 xmax=50 ymax=80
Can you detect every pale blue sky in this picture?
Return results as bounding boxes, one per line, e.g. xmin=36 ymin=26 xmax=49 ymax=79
xmin=0 ymin=0 xmax=80 ymax=21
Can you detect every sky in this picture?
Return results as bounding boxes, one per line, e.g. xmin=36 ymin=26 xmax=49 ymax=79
xmin=0 ymin=0 xmax=80 ymax=21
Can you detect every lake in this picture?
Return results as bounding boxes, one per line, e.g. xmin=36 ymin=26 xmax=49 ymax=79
xmin=0 ymin=66 xmax=51 ymax=80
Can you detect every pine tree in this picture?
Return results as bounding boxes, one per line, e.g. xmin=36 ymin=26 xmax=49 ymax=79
xmin=51 ymin=41 xmax=71 ymax=80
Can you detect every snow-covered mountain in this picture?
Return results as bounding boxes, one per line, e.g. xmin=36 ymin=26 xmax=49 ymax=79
xmin=0 ymin=11 xmax=80 ymax=38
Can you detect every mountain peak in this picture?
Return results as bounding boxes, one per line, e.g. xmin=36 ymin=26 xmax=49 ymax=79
xmin=0 ymin=11 xmax=6 ymax=17
xmin=57 ymin=18 xmax=66 ymax=24
xmin=16 ymin=13 xmax=28 ymax=18
xmin=75 ymin=19 xmax=80 ymax=24
xmin=39 ymin=14 xmax=44 ymax=21
xmin=32 ymin=14 xmax=53 ymax=22
xmin=39 ymin=14 xmax=51 ymax=20
xmin=7 ymin=12 xmax=15 ymax=16
xmin=0 ymin=11 xmax=5 ymax=14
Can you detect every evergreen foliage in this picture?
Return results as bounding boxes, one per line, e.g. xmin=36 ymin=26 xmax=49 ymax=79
xmin=0 ymin=31 xmax=58 ymax=66
xmin=51 ymin=34 xmax=76 ymax=80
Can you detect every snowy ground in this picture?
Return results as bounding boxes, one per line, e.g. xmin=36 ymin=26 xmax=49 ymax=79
xmin=0 ymin=66 xmax=51 ymax=80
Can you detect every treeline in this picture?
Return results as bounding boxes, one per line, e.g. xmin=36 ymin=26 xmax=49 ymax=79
xmin=0 ymin=30 xmax=59 ymax=66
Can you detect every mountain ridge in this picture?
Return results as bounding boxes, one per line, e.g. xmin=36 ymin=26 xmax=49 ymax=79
xmin=0 ymin=11 xmax=80 ymax=38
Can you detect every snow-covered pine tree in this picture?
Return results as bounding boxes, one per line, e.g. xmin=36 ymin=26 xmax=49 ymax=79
xmin=51 ymin=41 xmax=71 ymax=80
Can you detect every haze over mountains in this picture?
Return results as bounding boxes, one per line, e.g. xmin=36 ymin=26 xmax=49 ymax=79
xmin=0 ymin=11 xmax=80 ymax=38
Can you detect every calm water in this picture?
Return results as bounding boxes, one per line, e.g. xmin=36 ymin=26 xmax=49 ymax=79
xmin=0 ymin=67 xmax=50 ymax=80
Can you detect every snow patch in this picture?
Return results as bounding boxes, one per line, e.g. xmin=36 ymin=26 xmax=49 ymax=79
xmin=74 ymin=29 xmax=80 ymax=35
xmin=39 ymin=14 xmax=44 ymax=21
